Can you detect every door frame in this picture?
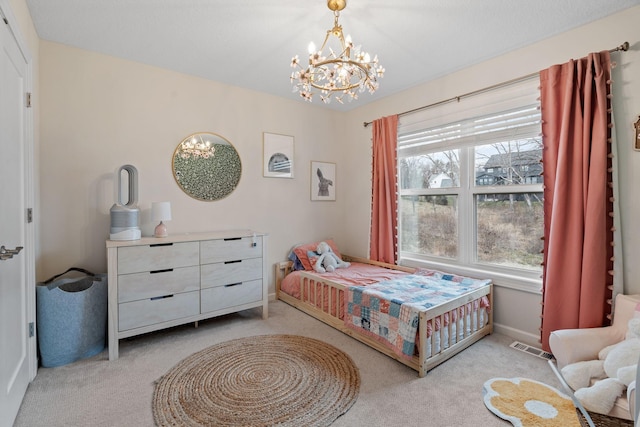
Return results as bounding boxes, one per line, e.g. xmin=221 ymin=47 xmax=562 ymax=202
xmin=0 ymin=0 xmax=37 ymax=381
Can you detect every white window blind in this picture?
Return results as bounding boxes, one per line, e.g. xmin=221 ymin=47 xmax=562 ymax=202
xmin=399 ymin=104 xmax=541 ymax=155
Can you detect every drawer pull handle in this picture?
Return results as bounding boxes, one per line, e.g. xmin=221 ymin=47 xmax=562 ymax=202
xmin=224 ymin=260 xmax=242 ymax=264
xmin=223 ymin=237 xmax=242 ymax=241
xmin=150 ymin=243 xmax=174 ymax=247
xmin=225 ymin=282 xmax=242 ymax=288
xmin=150 ymin=294 xmax=174 ymax=301
xmin=150 ymin=268 xmax=174 ymax=274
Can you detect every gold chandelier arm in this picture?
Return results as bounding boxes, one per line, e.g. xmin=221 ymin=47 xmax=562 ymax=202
xmin=308 ymin=60 xmax=373 ymax=92
xmin=316 ymin=12 xmax=347 ymax=55
xmin=317 ymin=29 xmax=334 ymax=54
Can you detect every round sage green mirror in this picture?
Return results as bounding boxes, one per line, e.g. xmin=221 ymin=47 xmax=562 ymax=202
xmin=172 ymin=132 xmax=242 ymax=201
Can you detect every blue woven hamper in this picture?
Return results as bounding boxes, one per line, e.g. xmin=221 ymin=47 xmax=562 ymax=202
xmin=36 ymin=268 xmax=108 ymax=368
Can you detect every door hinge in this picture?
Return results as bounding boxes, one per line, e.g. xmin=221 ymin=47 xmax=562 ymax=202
xmin=27 ymin=208 xmax=33 ymax=223
xmin=29 ymin=322 xmax=34 ymax=338
xmin=26 ymin=92 xmax=32 ymax=108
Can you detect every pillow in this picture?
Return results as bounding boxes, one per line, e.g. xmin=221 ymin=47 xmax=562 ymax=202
xmin=287 ymin=249 xmax=305 ymax=271
xmin=292 ymin=239 xmax=342 ymax=271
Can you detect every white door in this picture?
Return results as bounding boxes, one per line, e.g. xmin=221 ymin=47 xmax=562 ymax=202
xmin=0 ymin=6 xmax=32 ymax=427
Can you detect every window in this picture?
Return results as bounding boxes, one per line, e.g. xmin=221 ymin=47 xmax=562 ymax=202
xmin=397 ymin=79 xmax=543 ymax=282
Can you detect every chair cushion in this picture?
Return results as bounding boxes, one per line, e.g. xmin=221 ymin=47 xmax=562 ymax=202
xmin=613 ymin=294 xmax=640 ymax=332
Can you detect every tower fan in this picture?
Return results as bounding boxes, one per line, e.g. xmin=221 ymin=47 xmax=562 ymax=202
xmin=109 ymin=164 xmax=141 ymax=240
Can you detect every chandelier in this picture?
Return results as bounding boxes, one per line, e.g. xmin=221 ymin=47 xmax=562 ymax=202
xmin=290 ymin=0 xmax=384 ymax=104
xmin=179 ymin=135 xmax=215 ymax=159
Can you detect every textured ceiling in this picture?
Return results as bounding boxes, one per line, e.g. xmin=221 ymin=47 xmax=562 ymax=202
xmin=25 ymin=0 xmax=640 ymax=111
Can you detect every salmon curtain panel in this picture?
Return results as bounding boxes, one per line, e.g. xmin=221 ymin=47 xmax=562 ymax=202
xmin=539 ymin=51 xmax=615 ymax=351
xmin=370 ymin=115 xmax=399 ymax=264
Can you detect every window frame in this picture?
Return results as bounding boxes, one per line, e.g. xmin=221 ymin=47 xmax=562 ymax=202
xmin=396 ymin=80 xmax=543 ymax=291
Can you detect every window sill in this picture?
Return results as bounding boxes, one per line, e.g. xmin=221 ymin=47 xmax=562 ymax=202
xmin=400 ymin=256 xmax=543 ymax=295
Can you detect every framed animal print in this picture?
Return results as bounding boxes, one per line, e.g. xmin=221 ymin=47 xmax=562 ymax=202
xmin=311 ymin=161 xmax=336 ymax=201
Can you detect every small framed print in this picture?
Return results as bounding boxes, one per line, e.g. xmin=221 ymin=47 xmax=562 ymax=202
xmin=311 ymin=161 xmax=336 ymax=201
xmin=263 ymin=132 xmax=294 ymax=178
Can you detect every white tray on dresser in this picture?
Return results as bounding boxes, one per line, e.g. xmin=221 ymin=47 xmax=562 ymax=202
xmin=106 ymin=230 xmax=268 ymax=360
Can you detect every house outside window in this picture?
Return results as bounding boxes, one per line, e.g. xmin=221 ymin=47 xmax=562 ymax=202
xmin=477 ymin=149 xmax=542 ymax=187
xmin=396 ymin=81 xmax=543 ymax=285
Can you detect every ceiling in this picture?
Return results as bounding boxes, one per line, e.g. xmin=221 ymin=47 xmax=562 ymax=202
xmin=25 ymin=0 xmax=640 ymax=112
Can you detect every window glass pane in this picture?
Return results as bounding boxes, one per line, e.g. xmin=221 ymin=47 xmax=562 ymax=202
xmin=400 ymin=150 xmax=460 ymax=190
xmin=400 ymin=195 xmax=458 ymax=258
xmin=475 ymin=139 xmax=542 ymax=186
xmin=476 ymin=193 xmax=543 ymax=269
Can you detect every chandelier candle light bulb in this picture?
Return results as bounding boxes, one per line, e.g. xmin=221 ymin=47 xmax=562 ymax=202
xmin=290 ymin=0 xmax=384 ymax=104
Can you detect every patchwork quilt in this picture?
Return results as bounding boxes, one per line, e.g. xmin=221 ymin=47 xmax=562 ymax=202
xmin=345 ymin=271 xmax=491 ymax=359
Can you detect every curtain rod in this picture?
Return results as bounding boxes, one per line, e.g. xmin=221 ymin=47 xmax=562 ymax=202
xmin=363 ymin=41 xmax=630 ymax=128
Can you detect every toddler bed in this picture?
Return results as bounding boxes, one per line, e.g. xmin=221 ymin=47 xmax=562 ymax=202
xmin=275 ymin=241 xmax=493 ymax=377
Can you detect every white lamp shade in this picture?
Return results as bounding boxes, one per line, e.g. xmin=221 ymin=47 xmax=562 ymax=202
xmin=151 ymin=202 xmax=172 ymax=221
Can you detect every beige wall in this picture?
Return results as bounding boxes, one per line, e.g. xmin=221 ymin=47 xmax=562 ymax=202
xmin=14 ymin=0 xmax=640 ymax=345
xmin=37 ymin=42 xmax=349 ymax=288
xmin=342 ymin=6 xmax=640 ymax=343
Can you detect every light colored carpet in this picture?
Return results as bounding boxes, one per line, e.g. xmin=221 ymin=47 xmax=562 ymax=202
xmin=15 ymin=301 xmax=562 ymax=427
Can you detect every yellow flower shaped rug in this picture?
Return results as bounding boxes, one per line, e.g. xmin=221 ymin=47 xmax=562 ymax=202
xmin=483 ymin=377 xmax=580 ymax=426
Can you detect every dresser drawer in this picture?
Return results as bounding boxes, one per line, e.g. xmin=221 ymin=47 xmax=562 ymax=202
xmin=118 ymin=266 xmax=200 ymax=303
xmin=200 ymin=258 xmax=262 ymax=290
xmin=118 ymin=291 xmax=199 ymax=331
xmin=117 ymin=242 xmax=199 ymax=274
xmin=200 ymin=236 xmax=262 ymax=264
xmin=200 ymin=279 xmax=262 ymax=313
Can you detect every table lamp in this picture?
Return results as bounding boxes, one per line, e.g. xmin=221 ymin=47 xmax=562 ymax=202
xmin=152 ymin=202 xmax=172 ymax=237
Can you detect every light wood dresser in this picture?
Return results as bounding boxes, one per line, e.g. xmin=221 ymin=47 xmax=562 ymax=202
xmin=106 ymin=230 xmax=267 ymax=360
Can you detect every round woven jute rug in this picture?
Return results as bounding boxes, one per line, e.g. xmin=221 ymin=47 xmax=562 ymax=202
xmin=152 ymin=334 xmax=360 ymax=427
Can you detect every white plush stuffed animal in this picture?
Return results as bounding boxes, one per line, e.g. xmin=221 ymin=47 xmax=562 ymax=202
xmin=561 ymin=318 xmax=640 ymax=414
xmin=313 ymin=241 xmax=350 ymax=273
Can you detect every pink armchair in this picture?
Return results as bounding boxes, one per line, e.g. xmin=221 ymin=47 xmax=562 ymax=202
xmin=549 ymin=293 xmax=640 ymax=420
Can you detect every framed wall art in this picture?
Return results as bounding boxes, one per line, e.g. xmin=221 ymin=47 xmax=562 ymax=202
xmin=263 ymin=132 xmax=294 ymax=178
xmin=311 ymin=161 xmax=336 ymax=201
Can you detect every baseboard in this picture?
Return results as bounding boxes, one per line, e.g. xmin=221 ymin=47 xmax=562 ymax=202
xmin=493 ymin=322 xmax=542 ymax=348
